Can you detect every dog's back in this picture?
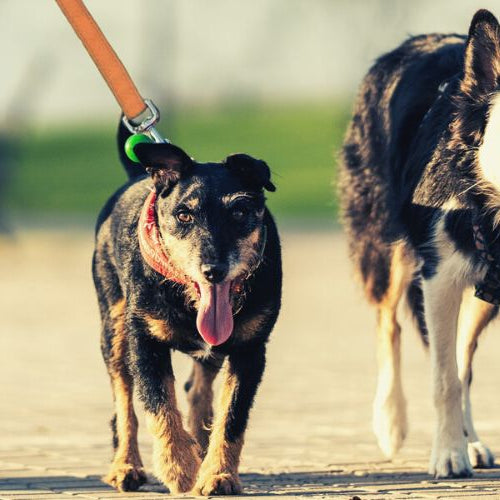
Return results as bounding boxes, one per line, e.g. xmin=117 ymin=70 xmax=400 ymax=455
xmin=340 ymin=33 xmax=465 ymax=302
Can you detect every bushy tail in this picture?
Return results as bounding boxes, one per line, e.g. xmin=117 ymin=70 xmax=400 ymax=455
xmin=406 ymin=277 xmax=429 ymax=346
xmin=117 ymin=119 xmax=148 ymax=180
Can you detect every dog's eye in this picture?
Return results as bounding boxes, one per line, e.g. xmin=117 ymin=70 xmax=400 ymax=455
xmin=177 ymin=211 xmax=193 ymax=223
xmin=231 ymin=208 xmax=247 ymax=221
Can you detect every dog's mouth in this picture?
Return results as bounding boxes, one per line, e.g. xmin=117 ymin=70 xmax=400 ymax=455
xmin=193 ymin=281 xmax=241 ymax=346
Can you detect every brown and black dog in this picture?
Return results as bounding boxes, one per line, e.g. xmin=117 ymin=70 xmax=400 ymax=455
xmin=93 ymin=122 xmax=281 ymax=495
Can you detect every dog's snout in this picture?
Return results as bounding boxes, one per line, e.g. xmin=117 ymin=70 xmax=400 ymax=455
xmin=201 ymin=263 xmax=228 ymax=283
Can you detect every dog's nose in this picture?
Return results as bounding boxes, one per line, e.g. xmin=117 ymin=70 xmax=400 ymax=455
xmin=201 ymin=264 xmax=228 ymax=284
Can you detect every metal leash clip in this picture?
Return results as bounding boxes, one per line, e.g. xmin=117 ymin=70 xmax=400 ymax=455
xmin=121 ymin=99 xmax=169 ymax=144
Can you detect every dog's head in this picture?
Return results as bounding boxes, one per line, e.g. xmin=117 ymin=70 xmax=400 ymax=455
xmin=454 ymin=10 xmax=500 ymax=201
xmin=134 ymin=141 xmax=275 ymax=346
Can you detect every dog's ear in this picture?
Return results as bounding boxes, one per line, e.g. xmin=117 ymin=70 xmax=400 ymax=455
xmin=463 ymin=9 xmax=500 ymax=95
xmin=133 ymin=142 xmax=193 ymax=189
xmin=224 ymin=154 xmax=276 ymax=192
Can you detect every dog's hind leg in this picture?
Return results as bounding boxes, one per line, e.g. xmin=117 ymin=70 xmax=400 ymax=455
xmin=185 ymin=358 xmax=223 ymax=454
xmin=102 ymin=299 xmax=146 ymax=492
xmin=372 ymin=242 xmax=414 ymax=458
xmin=457 ymin=291 xmax=497 ymax=468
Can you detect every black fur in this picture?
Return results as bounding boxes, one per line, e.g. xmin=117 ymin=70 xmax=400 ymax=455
xmin=406 ymin=277 xmax=428 ymax=343
xmin=94 ymin=122 xmax=282 ymax=493
xmin=110 ymin=413 xmax=118 ymax=451
xmin=340 ymin=23 xmax=500 ymax=324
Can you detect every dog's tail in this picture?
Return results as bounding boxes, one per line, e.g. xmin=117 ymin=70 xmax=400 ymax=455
xmin=117 ymin=119 xmax=148 ymax=180
xmin=405 ymin=276 xmax=429 ymax=347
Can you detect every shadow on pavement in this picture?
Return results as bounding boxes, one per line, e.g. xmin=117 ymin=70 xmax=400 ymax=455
xmin=2 ymin=468 xmax=500 ymax=497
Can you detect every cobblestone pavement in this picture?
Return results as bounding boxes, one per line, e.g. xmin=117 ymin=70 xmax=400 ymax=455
xmin=1 ymin=226 xmax=500 ymax=499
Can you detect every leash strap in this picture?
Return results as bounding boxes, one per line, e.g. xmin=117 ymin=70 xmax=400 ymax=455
xmin=55 ymin=0 xmax=147 ymax=122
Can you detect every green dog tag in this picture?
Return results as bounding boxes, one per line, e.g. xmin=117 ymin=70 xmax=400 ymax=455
xmin=125 ymin=134 xmax=152 ymax=163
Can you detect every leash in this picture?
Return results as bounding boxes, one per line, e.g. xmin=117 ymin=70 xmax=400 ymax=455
xmin=54 ymin=0 xmax=168 ymax=155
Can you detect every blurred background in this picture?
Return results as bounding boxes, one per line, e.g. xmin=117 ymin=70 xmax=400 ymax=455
xmin=3 ymin=0 xmax=500 ymax=226
xmin=3 ymin=0 xmax=500 ymax=483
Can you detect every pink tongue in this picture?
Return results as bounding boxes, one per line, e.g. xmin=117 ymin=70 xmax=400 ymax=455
xmin=196 ymin=281 xmax=234 ymax=346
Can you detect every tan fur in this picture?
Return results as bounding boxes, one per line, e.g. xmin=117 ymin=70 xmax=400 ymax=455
xmin=457 ymin=292 xmax=494 ymax=379
xmin=365 ymin=241 xmax=416 ymax=306
xmin=385 ymin=242 xmax=416 ymax=307
xmin=239 ymin=227 xmax=260 ymax=260
xmin=228 ymin=227 xmax=262 ymax=280
xmin=221 ymin=192 xmax=259 ymax=204
xmin=142 ymin=313 xmax=173 ymax=341
xmin=103 ymin=299 xmax=146 ymax=492
xmin=247 ymin=227 xmax=261 ymax=246
xmin=193 ymin=369 xmax=243 ymax=495
xmin=184 ymin=197 xmax=200 ymax=210
xmin=146 ymin=377 xmax=202 ymax=494
xmin=186 ymin=362 xmax=219 ymax=453
xmin=373 ymin=242 xmax=416 ymax=458
xmin=160 ymin=231 xmax=201 ymax=281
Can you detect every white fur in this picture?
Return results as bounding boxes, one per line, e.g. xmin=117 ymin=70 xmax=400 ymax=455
xmin=424 ymin=215 xmax=483 ymax=478
xmin=478 ymin=92 xmax=500 ymax=191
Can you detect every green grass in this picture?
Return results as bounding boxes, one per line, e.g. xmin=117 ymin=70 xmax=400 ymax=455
xmin=6 ymin=101 xmax=350 ymax=219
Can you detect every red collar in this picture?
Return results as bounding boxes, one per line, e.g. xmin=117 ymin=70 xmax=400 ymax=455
xmin=138 ymin=190 xmax=189 ymax=284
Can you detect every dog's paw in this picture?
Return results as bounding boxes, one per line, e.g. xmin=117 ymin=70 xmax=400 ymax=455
xmin=373 ymin=391 xmax=408 ymax=458
xmin=468 ymin=440 xmax=495 ymax=468
xmin=193 ymin=472 xmax=242 ymax=496
xmin=430 ymin=444 xmax=473 ymax=478
xmin=153 ymin=439 xmax=201 ymax=494
xmin=103 ymin=463 xmax=147 ymax=492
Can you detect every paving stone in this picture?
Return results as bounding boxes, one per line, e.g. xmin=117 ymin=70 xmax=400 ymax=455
xmin=2 ymin=229 xmax=500 ymax=497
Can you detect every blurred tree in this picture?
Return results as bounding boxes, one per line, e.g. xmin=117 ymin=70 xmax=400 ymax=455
xmin=0 ymin=51 xmax=53 ymax=232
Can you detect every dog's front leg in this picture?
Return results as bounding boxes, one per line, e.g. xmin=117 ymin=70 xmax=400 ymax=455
xmin=423 ymin=267 xmax=472 ymax=478
xmin=193 ymin=344 xmax=266 ymax=496
xmin=130 ymin=332 xmax=201 ymax=493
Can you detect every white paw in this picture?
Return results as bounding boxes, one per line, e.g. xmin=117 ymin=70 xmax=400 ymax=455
xmin=468 ymin=441 xmax=495 ymax=468
xmin=373 ymin=393 xmax=408 ymax=458
xmin=430 ymin=443 xmax=473 ymax=478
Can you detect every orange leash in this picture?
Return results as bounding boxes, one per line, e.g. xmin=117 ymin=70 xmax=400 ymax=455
xmin=55 ymin=0 xmax=165 ymax=141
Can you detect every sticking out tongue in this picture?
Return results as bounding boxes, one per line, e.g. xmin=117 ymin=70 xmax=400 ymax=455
xmin=196 ymin=281 xmax=234 ymax=346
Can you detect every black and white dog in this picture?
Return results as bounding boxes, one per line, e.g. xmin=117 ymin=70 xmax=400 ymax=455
xmin=340 ymin=10 xmax=500 ymax=478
